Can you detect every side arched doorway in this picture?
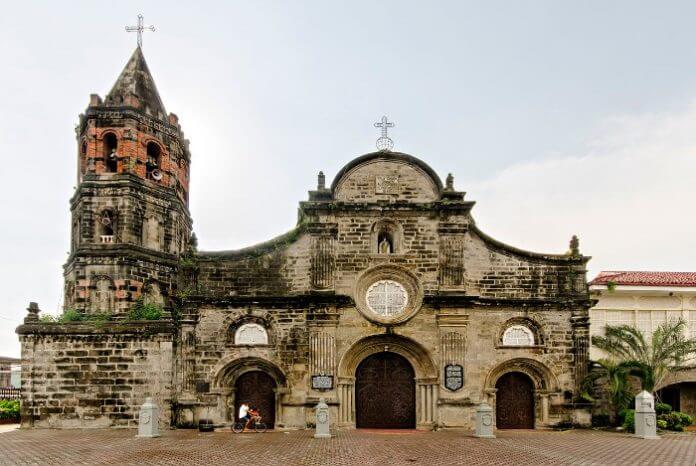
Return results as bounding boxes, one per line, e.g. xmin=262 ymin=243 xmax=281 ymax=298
xmin=355 ymin=352 xmax=416 ymax=428
xmin=235 ymin=371 xmax=276 ymax=428
xmin=496 ymin=372 xmax=535 ymax=429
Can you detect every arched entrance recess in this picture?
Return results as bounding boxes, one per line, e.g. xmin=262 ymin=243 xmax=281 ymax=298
xmin=657 ymin=382 xmax=696 ymax=416
xmin=337 ymin=334 xmax=438 ymax=429
xmin=212 ymin=357 xmax=286 ymax=428
xmin=496 ymin=372 xmax=534 ymax=429
xmin=356 ymin=352 xmax=415 ymax=428
xmin=235 ymin=371 xmax=276 ymax=428
xmin=484 ymin=358 xmax=559 ymax=428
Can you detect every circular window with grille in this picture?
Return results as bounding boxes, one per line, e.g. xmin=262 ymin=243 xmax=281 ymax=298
xmin=365 ymin=280 xmax=409 ymax=317
xmin=354 ymin=265 xmax=423 ymax=325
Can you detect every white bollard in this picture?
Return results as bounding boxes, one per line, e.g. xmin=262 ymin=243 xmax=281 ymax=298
xmin=314 ymin=397 xmax=331 ymax=439
xmin=474 ymin=402 xmax=496 ymax=438
xmin=136 ymin=397 xmax=160 ymax=438
xmin=634 ymin=391 xmax=659 ymax=439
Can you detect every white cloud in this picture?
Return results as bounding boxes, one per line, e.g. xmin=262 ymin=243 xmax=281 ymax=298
xmin=469 ymin=102 xmax=696 ymax=278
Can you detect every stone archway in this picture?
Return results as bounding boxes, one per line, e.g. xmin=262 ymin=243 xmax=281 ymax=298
xmin=235 ymin=371 xmax=277 ymax=428
xmin=484 ymin=358 xmax=559 ymax=428
xmin=337 ymin=334 xmax=437 ymax=429
xmin=212 ymin=357 xmax=287 ymax=427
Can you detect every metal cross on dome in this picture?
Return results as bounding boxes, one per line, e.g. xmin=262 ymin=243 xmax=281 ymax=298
xmin=374 ymin=115 xmax=395 ymax=152
xmin=125 ymin=14 xmax=156 ymax=48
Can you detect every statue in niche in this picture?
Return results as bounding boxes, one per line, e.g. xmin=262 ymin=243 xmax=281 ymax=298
xmin=379 ymin=238 xmax=391 ymax=254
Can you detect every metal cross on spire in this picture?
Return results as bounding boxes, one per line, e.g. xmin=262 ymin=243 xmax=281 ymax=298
xmin=125 ymin=14 xmax=156 ymax=48
xmin=374 ymin=115 xmax=395 ymax=152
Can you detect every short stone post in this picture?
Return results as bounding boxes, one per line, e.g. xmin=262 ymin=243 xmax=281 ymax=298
xmin=634 ymin=391 xmax=659 ymax=439
xmin=314 ymin=397 xmax=331 ymax=439
xmin=474 ymin=402 xmax=495 ymax=438
xmin=136 ymin=397 xmax=160 ymax=438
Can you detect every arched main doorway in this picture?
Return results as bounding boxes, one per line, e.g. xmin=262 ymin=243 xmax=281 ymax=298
xmin=235 ymin=371 xmax=276 ymax=428
xmin=496 ymin=371 xmax=535 ymax=429
xmin=355 ymin=352 xmax=416 ymax=428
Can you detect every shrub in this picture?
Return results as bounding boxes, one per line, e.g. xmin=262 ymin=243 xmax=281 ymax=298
xmin=657 ymin=419 xmax=668 ymax=429
xmin=0 ymin=400 xmax=20 ymax=421
xmin=591 ymin=413 xmax=611 ymax=427
xmin=61 ymin=309 xmax=84 ymax=322
xmin=39 ymin=310 xmax=111 ymax=324
xmin=658 ymin=411 xmax=693 ymax=431
xmin=655 ymin=402 xmax=672 ymax=415
xmin=621 ymin=409 xmax=635 ymax=432
xmin=128 ymin=299 xmax=163 ymax=321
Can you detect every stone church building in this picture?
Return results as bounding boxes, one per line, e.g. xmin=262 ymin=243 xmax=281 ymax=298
xmin=17 ymin=47 xmax=593 ymax=431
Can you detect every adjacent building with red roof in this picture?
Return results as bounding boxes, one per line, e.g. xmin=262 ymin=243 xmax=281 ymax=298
xmin=589 ymin=271 xmax=696 ymax=416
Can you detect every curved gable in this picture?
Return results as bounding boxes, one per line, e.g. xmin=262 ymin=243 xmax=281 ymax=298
xmin=332 ymin=152 xmax=442 ymax=203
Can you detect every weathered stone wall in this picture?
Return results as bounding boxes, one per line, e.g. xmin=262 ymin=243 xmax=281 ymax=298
xmin=17 ymin=324 xmax=174 ymax=429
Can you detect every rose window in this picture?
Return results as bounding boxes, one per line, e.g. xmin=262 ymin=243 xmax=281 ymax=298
xmin=365 ymin=280 xmax=409 ymax=317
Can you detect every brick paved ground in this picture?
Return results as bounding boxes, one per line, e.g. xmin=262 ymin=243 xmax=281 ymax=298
xmin=1 ymin=428 xmax=694 ymax=466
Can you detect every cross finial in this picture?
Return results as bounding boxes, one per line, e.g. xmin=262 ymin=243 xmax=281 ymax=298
xmin=374 ymin=115 xmax=395 ymax=152
xmin=125 ymin=14 xmax=156 ymax=48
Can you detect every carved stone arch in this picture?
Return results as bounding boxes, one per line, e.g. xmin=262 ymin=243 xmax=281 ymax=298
xmin=657 ymin=371 xmax=696 ymax=390
xmin=212 ymin=356 xmax=287 ymax=390
xmin=220 ymin=309 xmax=278 ymax=346
xmin=498 ymin=317 xmax=545 ymax=347
xmin=337 ymin=334 xmax=437 ymax=380
xmin=337 ymin=334 xmax=439 ymax=429
xmin=371 ymin=219 xmax=404 ymax=254
xmin=484 ymin=358 xmax=559 ymax=392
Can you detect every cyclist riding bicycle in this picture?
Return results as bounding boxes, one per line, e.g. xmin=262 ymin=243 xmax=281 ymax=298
xmin=244 ymin=406 xmax=262 ymax=432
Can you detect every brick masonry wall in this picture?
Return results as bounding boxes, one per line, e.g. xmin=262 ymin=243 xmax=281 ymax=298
xmin=18 ymin=326 xmax=173 ymax=429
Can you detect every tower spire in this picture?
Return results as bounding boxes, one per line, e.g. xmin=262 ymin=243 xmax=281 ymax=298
xmin=104 ymin=47 xmax=167 ymax=121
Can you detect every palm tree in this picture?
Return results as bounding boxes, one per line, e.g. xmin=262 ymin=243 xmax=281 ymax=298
xmin=592 ymin=318 xmax=696 ymax=393
xmin=582 ymin=358 xmax=633 ymax=422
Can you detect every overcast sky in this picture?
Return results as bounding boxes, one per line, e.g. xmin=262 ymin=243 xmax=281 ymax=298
xmin=2 ymin=1 xmax=696 ymax=357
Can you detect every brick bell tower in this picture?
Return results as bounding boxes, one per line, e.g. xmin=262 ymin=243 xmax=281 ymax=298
xmin=64 ymin=46 xmax=192 ymax=317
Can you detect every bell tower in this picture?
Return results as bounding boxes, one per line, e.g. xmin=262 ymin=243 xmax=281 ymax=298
xmin=65 ymin=47 xmax=192 ymax=317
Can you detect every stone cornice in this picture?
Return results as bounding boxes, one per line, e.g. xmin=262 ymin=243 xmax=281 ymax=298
xmin=65 ymin=244 xmax=179 ymax=270
xmin=70 ymin=173 xmax=191 ymax=218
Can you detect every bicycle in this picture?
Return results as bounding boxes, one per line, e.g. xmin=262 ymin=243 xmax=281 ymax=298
xmin=232 ymin=417 xmax=267 ymax=433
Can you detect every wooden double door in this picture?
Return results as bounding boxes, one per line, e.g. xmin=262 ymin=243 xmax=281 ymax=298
xmin=495 ymin=372 xmax=535 ymax=429
xmin=235 ymin=371 xmax=276 ymax=428
xmin=355 ymin=352 xmax=416 ymax=429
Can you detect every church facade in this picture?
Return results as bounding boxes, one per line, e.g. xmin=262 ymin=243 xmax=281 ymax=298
xmin=17 ymin=48 xmax=593 ymax=430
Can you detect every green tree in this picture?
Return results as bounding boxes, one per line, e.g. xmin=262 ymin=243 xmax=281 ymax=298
xmin=582 ymin=358 xmax=633 ymax=423
xmin=592 ymin=318 xmax=696 ymax=393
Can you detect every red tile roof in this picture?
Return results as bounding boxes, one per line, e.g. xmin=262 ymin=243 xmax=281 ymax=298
xmin=589 ymin=271 xmax=696 ymax=287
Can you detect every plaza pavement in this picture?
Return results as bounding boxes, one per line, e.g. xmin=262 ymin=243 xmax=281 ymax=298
xmin=0 ymin=427 xmax=694 ymax=465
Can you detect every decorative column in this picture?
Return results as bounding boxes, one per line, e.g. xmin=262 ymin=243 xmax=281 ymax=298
xmin=337 ymin=377 xmax=355 ymax=427
xmin=540 ymin=392 xmax=550 ymax=424
xmin=416 ymin=379 xmax=439 ymax=428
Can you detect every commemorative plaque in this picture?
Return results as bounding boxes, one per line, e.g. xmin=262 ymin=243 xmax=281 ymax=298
xmin=311 ymin=375 xmax=333 ymax=390
xmin=444 ymin=364 xmax=464 ymax=391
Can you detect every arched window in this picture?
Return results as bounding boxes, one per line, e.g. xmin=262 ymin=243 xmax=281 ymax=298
xmin=502 ymin=325 xmax=535 ymax=346
xmin=104 ymin=133 xmax=118 ymax=173
xmin=234 ymin=323 xmax=268 ymax=345
xmin=146 ymin=142 xmax=162 ymax=181
xmin=99 ymin=210 xmax=115 ymax=243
